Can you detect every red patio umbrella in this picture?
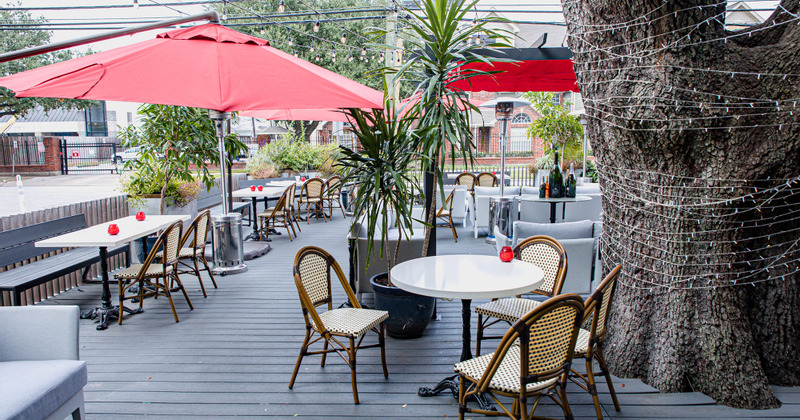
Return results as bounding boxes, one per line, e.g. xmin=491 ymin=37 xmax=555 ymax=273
xmin=0 ymin=23 xmax=383 ymax=111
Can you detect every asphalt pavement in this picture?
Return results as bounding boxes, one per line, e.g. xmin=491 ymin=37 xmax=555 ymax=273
xmin=0 ymin=174 xmax=125 ymax=217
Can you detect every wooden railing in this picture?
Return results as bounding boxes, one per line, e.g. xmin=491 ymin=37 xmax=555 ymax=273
xmin=0 ymin=195 xmax=129 ymax=306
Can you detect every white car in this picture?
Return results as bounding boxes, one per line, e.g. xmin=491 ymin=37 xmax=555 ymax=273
xmin=113 ymin=147 xmax=140 ymax=163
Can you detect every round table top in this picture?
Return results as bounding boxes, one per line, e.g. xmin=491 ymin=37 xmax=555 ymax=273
xmin=390 ymin=255 xmax=544 ymax=300
xmin=517 ymin=194 xmax=592 ymax=203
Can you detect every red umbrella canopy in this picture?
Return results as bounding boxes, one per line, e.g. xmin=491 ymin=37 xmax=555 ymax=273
xmin=0 ymin=23 xmax=383 ymax=112
xmin=241 ymin=108 xmax=353 ymax=122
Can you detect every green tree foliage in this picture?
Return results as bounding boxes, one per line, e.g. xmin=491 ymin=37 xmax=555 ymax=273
xmin=0 ymin=6 xmax=93 ymax=117
xmin=119 ymin=104 xmax=246 ymax=213
xmin=216 ymin=0 xmax=386 ymax=140
xmin=523 ymin=91 xmax=585 ymax=169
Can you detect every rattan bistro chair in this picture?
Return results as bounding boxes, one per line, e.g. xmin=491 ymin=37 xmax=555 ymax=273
xmin=285 ymin=182 xmax=301 ymax=233
xmin=436 ymin=189 xmax=458 ymax=242
xmin=258 ymin=185 xmax=296 ymax=241
xmin=476 ymin=171 xmax=499 ymax=187
xmin=455 ymin=172 xmax=476 ymax=198
xmin=155 ymin=210 xmax=217 ymax=298
xmin=571 ymin=265 xmax=622 ymax=419
xmin=115 ymin=220 xmax=193 ymax=324
xmin=475 ymin=235 xmax=567 ymax=355
xmin=298 ymin=178 xmax=328 ymax=223
xmin=455 ymin=294 xmax=585 ymax=420
xmin=289 ymin=246 xmax=389 ymax=404
xmin=322 ymin=175 xmax=346 ymax=218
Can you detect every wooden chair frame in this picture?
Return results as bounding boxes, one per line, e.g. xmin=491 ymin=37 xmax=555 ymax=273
xmin=258 ymin=185 xmax=296 ymax=241
xmin=322 ymin=175 xmax=346 ymax=218
xmin=116 ymin=220 xmax=193 ymax=324
xmin=476 ymin=172 xmax=499 ymax=187
xmin=457 ymin=294 xmax=585 ymax=420
xmin=476 ymin=235 xmax=568 ymax=355
xmin=159 ymin=210 xmax=218 ymax=298
xmin=436 ymin=189 xmax=458 ymax=242
xmin=289 ymin=246 xmax=388 ymax=404
xmin=570 ymin=265 xmax=622 ymax=419
xmin=285 ymin=182 xmax=302 ymax=233
xmin=298 ymin=178 xmax=328 ymax=223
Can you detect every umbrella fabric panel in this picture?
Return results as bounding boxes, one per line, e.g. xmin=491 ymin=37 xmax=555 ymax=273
xmin=449 ymin=59 xmax=579 ymax=93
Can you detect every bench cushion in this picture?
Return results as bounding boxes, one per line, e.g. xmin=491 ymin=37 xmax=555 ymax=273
xmin=513 ymin=220 xmax=594 ymax=241
xmin=0 ymin=360 xmax=87 ymax=420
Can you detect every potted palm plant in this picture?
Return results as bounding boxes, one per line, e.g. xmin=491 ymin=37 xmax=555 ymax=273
xmin=338 ymin=99 xmax=436 ymax=339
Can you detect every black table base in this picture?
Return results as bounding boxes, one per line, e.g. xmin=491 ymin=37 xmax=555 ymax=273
xmin=79 ymin=246 xmax=144 ymax=330
xmin=417 ymin=299 xmax=496 ymax=411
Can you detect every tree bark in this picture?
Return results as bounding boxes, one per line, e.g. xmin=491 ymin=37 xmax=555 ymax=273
xmin=564 ymin=0 xmax=800 ymax=408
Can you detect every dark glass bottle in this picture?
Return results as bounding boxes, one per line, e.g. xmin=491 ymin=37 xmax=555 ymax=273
xmin=539 ymin=176 xmax=547 ymax=198
xmin=567 ymin=173 xmax=576 ymax=197
xmin=549 ymin=146 xmax=563 ymax=198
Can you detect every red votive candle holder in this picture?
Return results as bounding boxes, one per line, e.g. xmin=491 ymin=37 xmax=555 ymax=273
xmin=257 ymin=185 xmax=263 ymax=191
xmin=300 ymin=176 xmax=306 ymax=182
xmin=108 ymin=224 xmax=120 ymax=235
xmin=499 ymin=246 xmax=513 ymax=262
xmin=135 ymin=211 xmax=145 ymax=221
xmin=492 ymin=171 xmax=496 ymax=175
xmin=250 ymin=185 xmax=256 ymax=191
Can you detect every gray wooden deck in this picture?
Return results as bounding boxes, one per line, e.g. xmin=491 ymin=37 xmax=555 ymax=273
xmin=45 ymin=214 xmax=800 ymax=419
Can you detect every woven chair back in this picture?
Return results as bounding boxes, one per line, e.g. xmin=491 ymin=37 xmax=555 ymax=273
xmin=192 ymin=210 xmax=211 ymax=250
xmin=142 ymin=220 xmax=183 ymax=270
xmin=588 ymin=264 xmax=621 ymax=341
xmin=294 ymin=247 xmax=333 ymax=308
xmin=286 ymin=182 xmax=297 ymax=208
xmin=515 ymin=235 xmax=567 ymax=297
xmin=513 ymin=294 xmax=584 ymax=383
xmin=455 ymin=173 xmax=476 ymax=189
xmin=302 ymin=178 xmax=325 ymax=199
xmin=476 ymin=172 xmax=498 ymax=187
xmin=325 ymin=175 xmax=343 ymax=195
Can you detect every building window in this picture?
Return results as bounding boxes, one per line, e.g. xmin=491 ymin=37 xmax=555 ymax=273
xmin=84 ymin=102 xmax=108 ymax=137
xmin=552 ymin=94 xmax=561 ymax=107
xmin=511 ymin=113 xmax=531 ymax=124
xmin=127 ymin=112 xmax=133 ymax=124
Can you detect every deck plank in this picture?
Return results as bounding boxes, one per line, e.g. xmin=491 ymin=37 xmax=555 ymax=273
xmin=41 ymin=214 xmax=800 ymax=418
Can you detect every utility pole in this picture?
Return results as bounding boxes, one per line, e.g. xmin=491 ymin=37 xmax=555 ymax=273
xmin=384 ymin=0 xmax=399 ymax=100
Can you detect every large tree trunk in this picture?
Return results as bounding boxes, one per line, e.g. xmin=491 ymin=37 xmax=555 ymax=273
xmin=563 ymin=0 xmax=800 ymax=408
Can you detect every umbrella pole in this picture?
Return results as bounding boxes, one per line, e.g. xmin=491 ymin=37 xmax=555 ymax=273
xmin=210 ymin=110 xmax=232 ymax=215
xmin=499 ymin=117 xmax=508 ymax=196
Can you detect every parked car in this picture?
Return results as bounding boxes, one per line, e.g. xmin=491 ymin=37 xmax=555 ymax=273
xmin=113 ymin=147 xmax=140 ymax=163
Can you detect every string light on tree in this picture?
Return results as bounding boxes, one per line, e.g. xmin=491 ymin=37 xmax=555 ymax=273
xmin=278 ymin=0 xmax=285 ymax=13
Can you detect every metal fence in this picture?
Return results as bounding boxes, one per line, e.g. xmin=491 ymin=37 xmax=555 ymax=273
xmin=0 ymin=136 xmax=46 ymax=166
xmin=60 ymin=137 xmax=122 ymax=174
xmin=410 ymin=164 xmax=538 ymax=187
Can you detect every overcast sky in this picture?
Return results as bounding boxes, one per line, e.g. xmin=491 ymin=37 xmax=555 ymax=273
xmin=10 ymin=1 xmax=779 ymax=53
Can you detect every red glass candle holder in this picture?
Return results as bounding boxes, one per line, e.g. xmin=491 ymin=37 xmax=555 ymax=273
xmin=257 ymin=185 xmax=263 ymax=191
xmin=250 ymin=185 xmax=256 ymax=191
xmin=300 ymin=176 xmax=306 ymax=182
xmin=135 ymin=211 xmax=145 ymax=221
xmin=492 ymin=171 xmax=497 ymax=175
xmin=108 ymin=224 xmax=120 ymax=235
xmin=499 ymin=246 xmax=514 ymax=262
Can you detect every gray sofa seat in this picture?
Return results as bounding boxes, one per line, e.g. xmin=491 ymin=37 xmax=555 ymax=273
xmin=0 ymin=306 xmax=86 ymax=420
xmin=500 ymin=220 xmax=600 ymax=294
xmin=0 ymin=360 xmax=87 ymax=420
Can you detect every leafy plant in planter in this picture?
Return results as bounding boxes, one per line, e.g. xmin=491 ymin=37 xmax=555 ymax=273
xmin=118 ymin=104 xmax=246 ymax=214
xmin=338 ymin=99 xmax=435 ymax=338
xmin=378 ymin=0 xmax=512 ymax=256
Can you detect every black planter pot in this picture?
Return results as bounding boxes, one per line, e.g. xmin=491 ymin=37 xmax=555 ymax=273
xmin=370 ymin=273 xmax=435 ymax=339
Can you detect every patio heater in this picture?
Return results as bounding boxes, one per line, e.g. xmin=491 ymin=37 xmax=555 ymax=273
xmin=479 ymin=97 xmax=531 ymax=243
xmin=209 ymin=110 xmax=247 ymax=275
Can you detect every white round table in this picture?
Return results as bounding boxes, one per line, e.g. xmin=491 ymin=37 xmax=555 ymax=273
xmin=518 ymin=194 xmax=592 ymax=223
xmin=391 ymin=254 xmax=544 ymax=408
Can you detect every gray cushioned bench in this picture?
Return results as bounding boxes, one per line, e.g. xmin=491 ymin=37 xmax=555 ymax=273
xmin=0 ymin=306 xmax=87 ymax=420
xmin=0 ymin=215 xmax=130 ymax=306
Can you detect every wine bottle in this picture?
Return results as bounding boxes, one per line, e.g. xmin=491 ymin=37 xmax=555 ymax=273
xmin=567 ymin=173 xmax=576 ymax=197
xmin=539 ymin=176 xmax=547 ymax=198
xmin=549 ymin=144 xmax=563 ymax=198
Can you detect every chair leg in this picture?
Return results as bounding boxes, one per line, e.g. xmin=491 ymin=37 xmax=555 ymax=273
xmin=289 ymin=328 xmax=312 ymax=389
xmin=596 ymin=344 xmax=621 ymax=411
xmin=320 ymin=339 xmax=329 ymax=367
xmin=338 ymin=200 xmax=346 ymax=217
xmin=118 ymin=281 xmax=126 ymax=325
xmin=558 ymin=377 xmax=574 ymax=420
xmin=349 ymin=337 xmax=359 ymax=404
xmin=379 ymin=323 xmax=388 ymax=378
xmin=174 ymin=273 xmax=193 ymax=310
xmin=586 ymin=355 xmax=603 ymax=419
xmin=192 ymin=258 xmax=208 ymax=298
xmin=458 ymin=375 xmax=466 ymax=420
xmin=200 ymin=255 xmax=218 ymax=288
xmin=162 ymin=279 xmax=181 ymax=323
xmin=449 ymin=217 xmax=458 ymax=242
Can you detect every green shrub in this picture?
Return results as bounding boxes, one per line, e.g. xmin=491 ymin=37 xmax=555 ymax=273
xmin=264 ymin=135 xmax=340 ymax=173
xmin=246 ymin=146 xmax=280 ymax=179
